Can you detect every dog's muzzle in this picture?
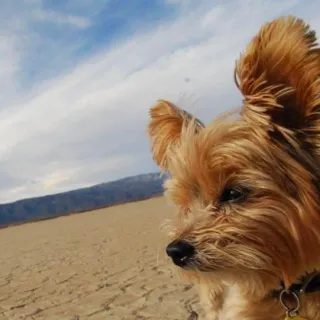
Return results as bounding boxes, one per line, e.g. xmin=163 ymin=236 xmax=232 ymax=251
xmin=166 ymin=240 xmax=195 ymax=267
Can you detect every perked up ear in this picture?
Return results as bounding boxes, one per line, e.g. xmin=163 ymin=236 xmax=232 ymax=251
xmin=147 ymin=100 xmax=204 ymax=171
xmin=235 ymin=16 xmax=320 ymax=142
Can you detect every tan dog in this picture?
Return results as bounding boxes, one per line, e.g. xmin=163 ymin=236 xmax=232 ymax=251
xmin=147 ymin=16 xmax=320 ymax=320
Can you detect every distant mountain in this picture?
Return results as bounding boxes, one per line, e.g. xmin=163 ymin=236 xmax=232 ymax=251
xmin=0 ymin=172 xmax=168 ymax=227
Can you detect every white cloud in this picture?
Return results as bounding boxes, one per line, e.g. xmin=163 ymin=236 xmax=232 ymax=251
xmin=0 ymin=0 xmax=317 ymax=203
xmin=32 ymin=9 xmax=91 ymax=28
xmin=42 ymin=169 xmax=77 ymax=190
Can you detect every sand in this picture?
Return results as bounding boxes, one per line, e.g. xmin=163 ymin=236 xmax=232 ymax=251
xmin=0 ymin=196 xmax=204 ymax=320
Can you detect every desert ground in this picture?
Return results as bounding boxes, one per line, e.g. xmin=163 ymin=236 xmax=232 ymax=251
xmin=0 ymin=196 xmax=204 ymax=320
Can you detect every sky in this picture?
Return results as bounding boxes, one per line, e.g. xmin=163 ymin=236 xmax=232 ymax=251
xmin=0 ymin=0 xmax=319 ymax=203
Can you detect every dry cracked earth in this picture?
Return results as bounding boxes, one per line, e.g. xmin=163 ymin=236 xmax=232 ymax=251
xmin=0 ymin=197 xmax=203 ymax=320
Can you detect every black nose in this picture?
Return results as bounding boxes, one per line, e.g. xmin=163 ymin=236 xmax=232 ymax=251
xmin=166 ymin=240 xmax=195 ymax=267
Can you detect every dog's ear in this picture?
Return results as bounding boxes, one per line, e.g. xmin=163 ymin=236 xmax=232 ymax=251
xmin=148 ymin=100 xmax=204 ymax=171
xmin=235 ymin=16 xmax=320 ymax=145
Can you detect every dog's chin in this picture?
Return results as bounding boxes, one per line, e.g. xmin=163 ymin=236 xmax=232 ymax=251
xmin=175 ymin=259 xmax=246 ymax=274
xmin=172 ymin=259 xmax=212 ymax=272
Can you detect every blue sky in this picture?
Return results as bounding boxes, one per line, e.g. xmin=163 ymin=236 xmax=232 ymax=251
xmin=0 ymin=0 xmax=319 ymax=203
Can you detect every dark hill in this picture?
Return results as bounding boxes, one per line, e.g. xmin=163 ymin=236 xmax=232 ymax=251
xmin=0 ymin=172 xmax=167 ymax=227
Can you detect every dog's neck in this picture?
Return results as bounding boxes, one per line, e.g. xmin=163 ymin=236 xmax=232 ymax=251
xmin=198 ymin=271 xmax=320 ymax=320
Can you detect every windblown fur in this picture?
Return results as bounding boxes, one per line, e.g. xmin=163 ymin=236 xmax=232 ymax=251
xmin=147 ymin=16 xmax=320 ymax=320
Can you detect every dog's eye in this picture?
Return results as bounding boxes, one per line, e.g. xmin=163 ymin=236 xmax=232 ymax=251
xmin=220 ymin=187 xmax=248 ymax=204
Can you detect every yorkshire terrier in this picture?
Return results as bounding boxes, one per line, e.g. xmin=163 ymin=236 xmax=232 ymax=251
xmin=147 ymin=16 xmax=320 ymax=319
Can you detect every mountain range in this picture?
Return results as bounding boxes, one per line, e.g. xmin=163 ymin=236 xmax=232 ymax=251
xmin=0 ymin=172 xmax=167 ymax=227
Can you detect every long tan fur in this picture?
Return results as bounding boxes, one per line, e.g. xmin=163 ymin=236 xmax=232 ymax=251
xmin=147 ymin=16 xmax=320 ymax=319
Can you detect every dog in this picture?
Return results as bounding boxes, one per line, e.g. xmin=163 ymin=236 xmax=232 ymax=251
xmin=147 ymin=16 xmax=320 ymax=320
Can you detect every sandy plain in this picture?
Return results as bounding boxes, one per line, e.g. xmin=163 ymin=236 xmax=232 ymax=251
xmin=0 ymin=196 xmax=204 ymax=320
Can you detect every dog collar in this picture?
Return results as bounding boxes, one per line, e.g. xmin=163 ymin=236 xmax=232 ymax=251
xmin=271 ymin=271 xmax=320 ymax=297
xmin=270 ymin=271 xmax=320 ymax=318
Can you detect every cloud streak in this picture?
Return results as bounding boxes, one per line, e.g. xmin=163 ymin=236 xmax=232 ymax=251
xmin=0 ymin=0 xmax=318 ymax=203
xmin=32 ymin=9 xmax=91 ymax=28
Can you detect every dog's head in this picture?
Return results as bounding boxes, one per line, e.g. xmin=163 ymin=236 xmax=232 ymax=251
xmin=147 ymin=16 xmax=320 ymax=291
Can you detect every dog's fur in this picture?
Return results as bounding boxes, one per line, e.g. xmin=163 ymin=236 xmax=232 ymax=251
xmin=147 ymin=16 xmax=320 ymax=319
